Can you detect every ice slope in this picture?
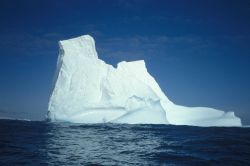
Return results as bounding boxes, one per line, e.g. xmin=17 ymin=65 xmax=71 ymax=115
xmin=48 ymin=35 xmax=242 ymax=126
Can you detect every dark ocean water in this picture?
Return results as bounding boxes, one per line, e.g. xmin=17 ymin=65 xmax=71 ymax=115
xmin=0 ymin=119 xmax=249 ymax=166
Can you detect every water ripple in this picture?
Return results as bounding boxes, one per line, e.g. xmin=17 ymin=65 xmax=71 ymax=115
xmin=0 ymin=119 xmax=250 ymax=165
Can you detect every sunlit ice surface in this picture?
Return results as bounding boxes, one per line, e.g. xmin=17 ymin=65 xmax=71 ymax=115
xmin=48 ymin=35 xmax=241 ymax=127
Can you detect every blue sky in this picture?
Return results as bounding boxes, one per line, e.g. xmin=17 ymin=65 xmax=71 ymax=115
xmin=0 ymin=0 xmax=250 ymax=124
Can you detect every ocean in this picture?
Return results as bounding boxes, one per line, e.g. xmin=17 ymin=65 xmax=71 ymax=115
xmin=0 ymin=119 xmax=249 ymax=166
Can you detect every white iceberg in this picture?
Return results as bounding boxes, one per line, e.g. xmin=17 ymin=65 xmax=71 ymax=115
xmin=48 ymin=35 xmax=241 ymax=126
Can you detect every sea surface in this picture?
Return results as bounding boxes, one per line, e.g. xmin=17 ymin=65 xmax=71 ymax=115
xmin=0 ymin=119 xmax=249 ymax=166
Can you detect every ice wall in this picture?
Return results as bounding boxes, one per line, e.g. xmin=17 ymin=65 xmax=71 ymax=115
xmin=48 ymin=35 xmax=242 ymax=126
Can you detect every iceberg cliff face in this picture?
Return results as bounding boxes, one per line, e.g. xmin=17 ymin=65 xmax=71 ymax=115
xmin=48 ymin=35 xmax=242 ymax=126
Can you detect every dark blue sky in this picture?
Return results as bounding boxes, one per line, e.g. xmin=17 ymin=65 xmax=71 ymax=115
xmin=0 ymin=0 xmax=249 ymax=124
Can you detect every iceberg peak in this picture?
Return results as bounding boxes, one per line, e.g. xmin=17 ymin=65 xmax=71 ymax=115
xmin=48 ymin=35 xmax=242 ymax=126
xmin=59 ymin=35 xmax=98 ymax=59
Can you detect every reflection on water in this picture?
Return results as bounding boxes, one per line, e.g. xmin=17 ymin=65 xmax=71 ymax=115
xmin=46 ymin=123 xmax=172 ymax=165
xmin=0 ymin=120 xmax=250 ymax=165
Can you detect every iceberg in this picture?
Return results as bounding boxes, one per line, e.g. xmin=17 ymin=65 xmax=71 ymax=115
xmin=48 ymin=35 xmax=242 ymax=126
